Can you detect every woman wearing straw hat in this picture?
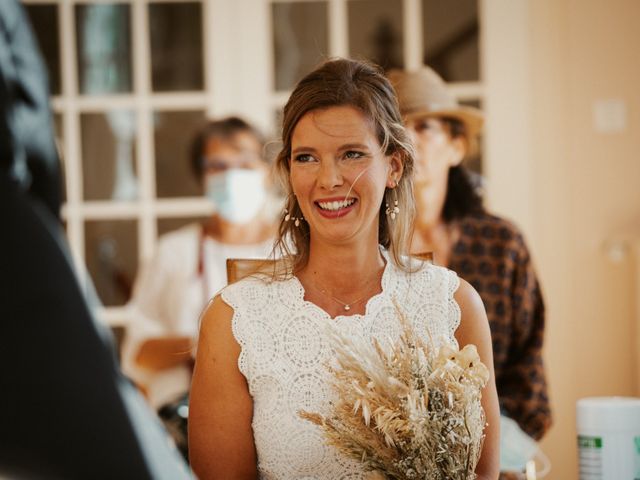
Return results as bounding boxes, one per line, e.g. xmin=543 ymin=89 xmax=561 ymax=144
xmin=388 ymin=67 xmax=552 ymax=471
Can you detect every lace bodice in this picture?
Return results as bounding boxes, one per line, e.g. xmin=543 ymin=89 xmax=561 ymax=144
xmin=220 ymin=254 xmax=461 ymax=479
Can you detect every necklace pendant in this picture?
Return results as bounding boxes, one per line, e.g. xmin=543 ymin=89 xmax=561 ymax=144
xmin=344 ymin=304 xmax=351 ymax=311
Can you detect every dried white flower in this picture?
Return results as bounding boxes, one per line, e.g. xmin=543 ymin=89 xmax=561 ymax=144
xmin=299 ymin=301 xmax=488 ymax=480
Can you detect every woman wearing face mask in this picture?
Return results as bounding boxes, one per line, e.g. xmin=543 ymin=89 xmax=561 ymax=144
xmin=189 ymin=59 xmax=500 ymax=479
xmin=387 ymin=67 xmax=552 ymax=476
xmin=121 ymin=117 xmax=275 ymax=454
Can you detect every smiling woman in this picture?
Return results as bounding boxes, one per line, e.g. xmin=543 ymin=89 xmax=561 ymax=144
xmin=188 ymin=58 xmax=500 ymax=480
xmin=289 ymin=106 xmax=401 ymax=247
xmin=273 ymin=60 xmax=415 ymax=274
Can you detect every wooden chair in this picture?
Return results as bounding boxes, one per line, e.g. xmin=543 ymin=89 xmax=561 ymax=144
xmin=226 ymin=258 xmax=276 ymax=284
xmin=412 ymin=251 xmax=434 ymax=263
xmin=226 ymin=252 xmax=433 ymax=284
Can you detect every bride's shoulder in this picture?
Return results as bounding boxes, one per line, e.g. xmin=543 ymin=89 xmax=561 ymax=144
xmin=220 ymin=273 xmax=274 ymax=304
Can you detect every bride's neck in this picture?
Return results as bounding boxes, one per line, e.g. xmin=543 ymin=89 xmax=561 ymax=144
xmin=299 ymin=240 xmax=385 ymax=295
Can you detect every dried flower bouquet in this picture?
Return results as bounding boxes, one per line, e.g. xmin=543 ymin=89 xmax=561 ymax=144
xmin=300 ymin=306 xmax=489 ymax=479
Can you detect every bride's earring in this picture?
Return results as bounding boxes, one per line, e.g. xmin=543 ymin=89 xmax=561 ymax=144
xmin=284 ymin=208 xmax=304 ymax=227
xmin=385 ymin=183 xmax=400 ymax=220
xmin=284 ymin=195 xmax=304 ymax=227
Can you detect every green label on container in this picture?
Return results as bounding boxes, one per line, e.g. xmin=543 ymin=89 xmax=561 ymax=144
xmin=578 ymin=435 xmax=603 ymax=478
xmin=578 ymin=436 xmax=602 ymax=449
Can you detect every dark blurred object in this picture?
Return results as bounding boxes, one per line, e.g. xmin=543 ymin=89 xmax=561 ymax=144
xmin=0 ymin=1 xmax=191 ymax=478
xmin=0 ymin=174 xmax=193 ymax=479
xmin=0 ymin=0 xmax=61 ymax=219
xmin=158 ymin=394 xmax=190 ymax=461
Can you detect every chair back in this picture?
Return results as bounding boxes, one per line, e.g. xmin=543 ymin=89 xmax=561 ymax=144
xmin=412 ymin=251 xmax=434 ymax=263
xmin=226 ymin=258 xmax=276 ymax=284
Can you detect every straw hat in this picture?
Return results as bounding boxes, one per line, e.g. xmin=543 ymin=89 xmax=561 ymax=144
xmin=387 ymin=66 xmax=483 ymax=139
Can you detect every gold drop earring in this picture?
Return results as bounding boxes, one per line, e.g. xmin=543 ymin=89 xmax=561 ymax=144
xmin=385 ymin=180 xmax=400 ymax=220
xmin=283 ymin=194 xmax=304 ymax=227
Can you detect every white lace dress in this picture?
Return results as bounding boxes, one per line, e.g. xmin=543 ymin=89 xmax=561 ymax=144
xmin=220 ymin=253 xmax=461 ymax=479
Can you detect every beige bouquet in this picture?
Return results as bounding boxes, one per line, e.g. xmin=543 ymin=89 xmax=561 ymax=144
xmin=299 ymin=307 xmax=489 ymax=479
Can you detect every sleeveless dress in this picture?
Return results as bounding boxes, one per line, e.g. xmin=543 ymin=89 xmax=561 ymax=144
xmin=220 ymin=252 xmax=461 ymax=479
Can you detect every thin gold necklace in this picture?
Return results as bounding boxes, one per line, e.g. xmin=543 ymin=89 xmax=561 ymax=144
xmin=309 ymin=273 xmax=381 ymax=312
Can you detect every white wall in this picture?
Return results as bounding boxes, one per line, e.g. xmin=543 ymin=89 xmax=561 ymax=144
xmin=489 ymin=1 xmax=640 ymax=478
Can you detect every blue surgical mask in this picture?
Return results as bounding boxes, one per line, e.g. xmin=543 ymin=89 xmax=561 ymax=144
xmin=205 ymin=169 xmax=266 ymax=224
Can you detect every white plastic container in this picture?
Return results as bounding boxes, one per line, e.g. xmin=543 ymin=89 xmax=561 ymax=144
xmin=576 ymin=397 xmax=640 ymax=480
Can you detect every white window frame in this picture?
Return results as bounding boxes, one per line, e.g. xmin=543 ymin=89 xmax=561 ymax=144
xmin=24 ymin=0 xmax=531 ymax=327
xmin=266 ymin=0 xmax=485 ymax=115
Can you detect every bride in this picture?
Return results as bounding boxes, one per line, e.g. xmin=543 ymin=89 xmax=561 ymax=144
xmin=189 ymin=58 xmax=500 ymax=479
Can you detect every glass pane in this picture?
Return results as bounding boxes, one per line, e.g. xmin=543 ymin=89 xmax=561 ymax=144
xmin=53 ymin=113 xmax=64 ymax=152
xmin=157 ymin=216 xmax=207 ymax=237
xmin=154 ymin=110 xmax=206 ymax=198
xmin=149 ymin=2 xmax=204 ymax=92
xmin=348 ymin=0 xmax=404 ymax=70
xmin=85 ymin=219 xmax=138 ymax=307
xmin=25 ymin=4 xmax=61 ymax=95
xmin=80 ymin=111 xmax=138 ymax=201
xmin=268 ymin=108 xmax=285 ymax=162
xmin=422 ymin=0 xmax=479 ymax=82
xmin=53 ymin=113 xmax=66 ymax=202
xmin=460 ymin=99 xmax=483 ymax=176
xmin=75 ymin=3 xmax=133 ymax=94
xmin=272 ymin=2 xmax=328 ymax=91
